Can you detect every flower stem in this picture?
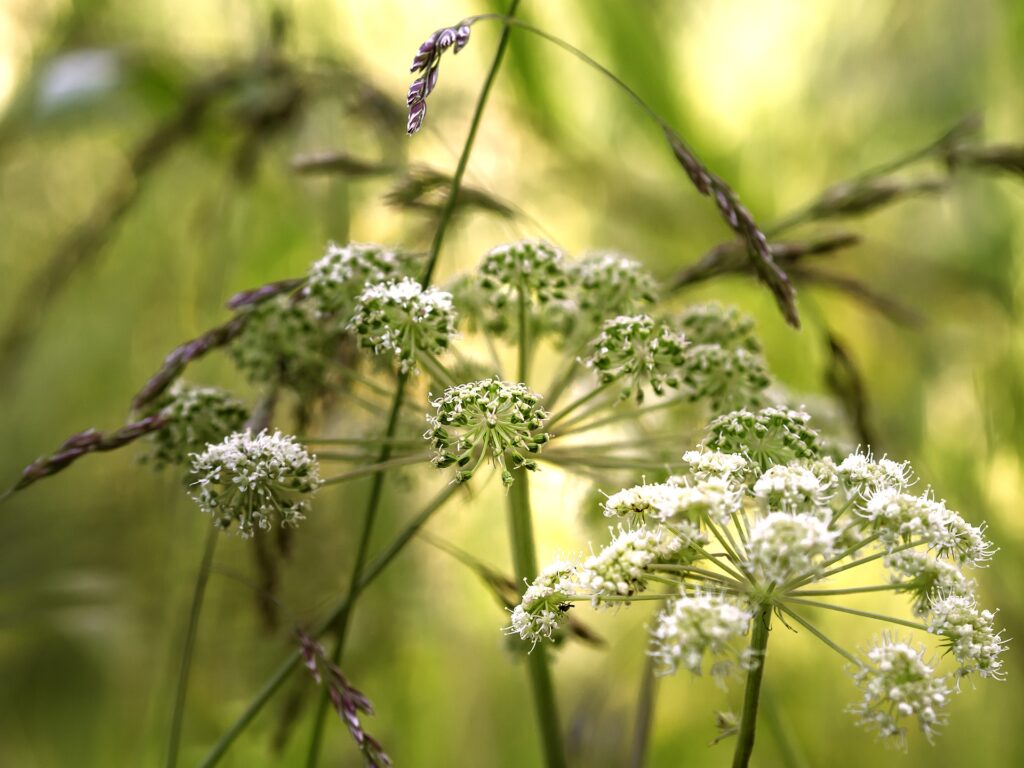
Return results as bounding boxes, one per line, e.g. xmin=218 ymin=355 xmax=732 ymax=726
xmin=783 ymin=597 xmax=928 ymax=630
xmin=776 ymin=605 xmax=862 ymax=667
xmin=165 ymin=524 xmax=218 ymax=768
xmin=732 ymin=604 xmax=772 ymax=768
xmin=508 ymin=471 xmax=567 ymax=768
xmin=629 ymin=653 xmax=659 ymax=768
xmin=320 ymin=452 xmax=425 ymax=484
xmin=199 ymin=483 xmax=460 ymax=768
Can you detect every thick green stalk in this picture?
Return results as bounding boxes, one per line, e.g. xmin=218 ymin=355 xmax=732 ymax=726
xmin=165 ymin=525 xmax=219 ymax=768
xmin=198 ymin=483 xmax=459 ymax=768
xmin=508 ymin=472 xmax=567 ymax=768
xmin=731 ymin=604 xmax=772 ymax=768
xmin=629 ymin=654 xmax=658 ymax=768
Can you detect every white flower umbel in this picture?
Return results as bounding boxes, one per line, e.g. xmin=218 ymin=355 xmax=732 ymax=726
xmin=928 ymin=594 xmax=1007 ymax=681
xmin=585 ymin=314 xmax=689 ymax=403
xmin=144 ymin=382 xmax=249 ymax=468
xmin=746 ymin=512 xmax=837 ymax=583
xmin=512 ymin=422 xmax=1005 ymax=750
xmin=650 ymin=590 xmax=753 ymax=678
xmin=506 ymin=560 xmax=579 ymax=648
xmin=189 ymin=430 xmax=322 ymax=537
xmin=476 ymin=240 xmax=571 ymax=337
xmin=307 ymin=242 xmax=404 ymax=316
xmin=349 ymin=277 xmax=457 ymax=374
xmin=579 ymin=526 xmax=684 ymax=604
xmin=425 ymin=378 xmax=549 ymax=486
xmin=753 ymin=464 xmax=832 ymax=514
xmin=850 ymin=636 xmax=950 ymax=746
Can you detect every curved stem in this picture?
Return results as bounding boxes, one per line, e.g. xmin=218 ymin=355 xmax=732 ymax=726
xmin=508 ymin=471 xmax=567 ymax=768
xmin=732 ymin=604 xmax=771 ymax=768
xmin=200 ymin=483 xmax=459 ymax=768
xmin=165 ymin=525 xmax=218 ymax=768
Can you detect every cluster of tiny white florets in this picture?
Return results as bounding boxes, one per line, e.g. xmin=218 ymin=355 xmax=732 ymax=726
xmin=705 ymin=406 xmax=821 ymax=469
xmin=579 ymin=526 xmax=687 ymax=604
xmin=188 ymin=430 xmax=322 ymax=537
xmin=837 ymin=448 xmax=914 ymax=496
xmin=476 ymin=240 xmax=571 ymax=335
xmin=680 ymin=449 xmax=749 ymax=483
xmin=753 ymin=464 xmax=833 ymax=515
xmin=425 ymin=378 xmax=550 ymax=486
xmin=573 ymin=251 xmax=657 ymax=327
xmin=507 ymin=560 xmax=578 ymax=648
xmin=604 ymin=479 xmax=740 ymax=528
xmin=884 ymin=550 xmax=974 ymax=616
xmin=849 ymin=636 xmax=950 ymax=746
xmin=745 ymin=511 xmax=838 ymax=583
xmin=585 ymin=314 xmax=689 ymax=402
xmin=144 ymin=382 xmax=249 ymax=468
xmin=650 ymin=590 xmax=754 ymax=678
xmin=306 ymin=242 xmax=405 ymax=316
xmin=677 ymin=303 xmax=761 ymax=353
xmin=348 ymin=277 xmax=457 ymax=374
xmin=928 ymin=594 xmax=1007 ymax=681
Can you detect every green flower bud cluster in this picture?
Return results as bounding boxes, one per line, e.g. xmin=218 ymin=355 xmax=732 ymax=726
xmin=704 ymin=406 xmax=821 ymax=469
xmin=306 ymin=242 xmax=408 ymax=317
xmin=425 ymin=378 xmax=549 ymax=486
xmin=476 ymin=240 xmax=571 ymax=336
xmin=585 ymin=314 xmax=689 ymax=402
xmin=144 ymin=382 xmax=249 ymax=468
xmin=349 ymin=278 xmax=458 ymax=373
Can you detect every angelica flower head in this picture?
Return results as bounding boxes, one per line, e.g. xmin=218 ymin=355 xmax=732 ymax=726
xmin=506 ymin=560 xmax=578 ymax=647
xmin=680 ymin=449 xmax=750 ymax=483
xmin=928 ymin=594 xmax=1007 ymax=681
xmin=189 ymin=429 xmax=322 ymax=538
xmin=746 ymin=511 xmax=838 ymax=583
xmin=143 ymin=382 xmax=249 ymax=468
xmin=573 ymin=251 xmax=657 ymax=327
xmin=604 ymin=479 xmax=739 ymax=527
xmin=585 ymin=314 xmax=689 ymax=402
xmin=705 ymin=406 xmax=821 ymax=469
xmin=677 ymin=302 xmax=762 ymax=353
xmin=425 ymin=378 xmax=549 ymax=486
xmin=650 ymin=589 xmax=753 ymax=678
xmin=476 ymin=240 xmax=571 ymax=336
xmin=579 ymin=526 xmax=686 ymax=604
xmin=349 ymin=277 xmax=457 ymax=374
xmin=885 ymin=550 xmax=974 ymax=616
xmin=753 ymin=464 xmax=833 ymax=514
xmin=850 ymin=636 xmax=950 ymax=746
xmin=680 ymin=343 xmax=771 ymax=414
xmin=307 ymin=242 xmax=405 ymax=316
xmin=837 ymin=448 xmax=914 ymax=496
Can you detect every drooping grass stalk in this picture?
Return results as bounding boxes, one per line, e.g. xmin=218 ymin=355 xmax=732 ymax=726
xmin=304 ymin=4 xmax=522 ymax=763
xmin=731 ymin=604 xmax=771 ymax=768
xmin=165 ymin=525 xmax=218 ymax=768
xmin=199 ymin=483 xmax=459 ymax=768
xmin=508 ymin=471 xmax=567 ymax=768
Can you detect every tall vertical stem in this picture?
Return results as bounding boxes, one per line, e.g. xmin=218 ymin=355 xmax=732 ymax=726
xmin=628 ymin=653 xmax=658 ymax=768
xmin=508 ymin=472 xmax=567 ymax=768
xmin=304 ymin=2 xmax=522 ymax=763
xmin=731 ymin=604 xmax=772 ymax=768
xmin=165 ymin=525 xmax=219 ymax=768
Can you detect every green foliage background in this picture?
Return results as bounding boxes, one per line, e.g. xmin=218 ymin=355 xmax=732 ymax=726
xmin=1 ymin=1 xmax=1022 ymax=765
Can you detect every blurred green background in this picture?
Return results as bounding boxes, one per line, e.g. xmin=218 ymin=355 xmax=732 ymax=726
xmin=1 ymin=1 xmax=1023 ymax=766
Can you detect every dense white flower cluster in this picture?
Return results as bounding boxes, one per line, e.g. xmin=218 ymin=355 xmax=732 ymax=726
xmin=585 ymin=314 xmax=689 ymax=402
xmin=849 ymin=637 xmax=950 ymax=745
xmin=425 ymin=378 xmax=549 ymax=486
xmin=928 ymin=594 xmax=1007 ymax=681
xmin=650 ymin=590 xmax=753 ymax=677
xmin=746 ymin=512 xmax=837 ymax=583
xmin=506 ymin=560 xmax=578 ymax=647
xmin=510 ymin=412 xmax=1004 ymax=747
xmin=307 ymin=242 xmax=405 ymax=316
xmin=579 ymin=526 xmax=685 ymax=603
xmin=189 ymin=430 xmax=322 ymax=537
xmin=476 ymin=240 xmax=571 ymax=336
xmin=349 ymin=278 xmax=457 ymax=373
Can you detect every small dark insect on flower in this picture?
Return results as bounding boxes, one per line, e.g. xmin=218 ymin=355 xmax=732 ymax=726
xmin=407 ymin=23 xmax=472 ymax=135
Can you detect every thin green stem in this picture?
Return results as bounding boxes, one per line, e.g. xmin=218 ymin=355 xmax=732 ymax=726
xmin=199 ymin=483 xmax=460 ymax=768
xmin=646 ymin=563 xmax=747 ymax=590
xmin=731 ymin=604 xmax=771 ymax=768
xmin=814 ymin=539 xmax=924 ymax=583
xmin=776 ymin=605 xmax=863 ymax=667
xmin=783 ymin=597 xmax=928 ymax=631
xmin=779 ymin=531 xmax=883 ymax=591
xmin=165 ymin=525 xmax=218 ymax=768
xmin=629 ymin=653 xmax=658 ymax=768
xmin=546 ymin=384 xmax=611 ymax=429
xmin=302 ymin=436 xmax=422 ymax=448
xmin=556 ymin=394 xmax=693 ymax=437
xmin=789 ymin=584 xmax=904 ymax=597
xmin=508 ymin=471 xmax=567 ymax=768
